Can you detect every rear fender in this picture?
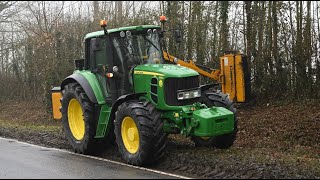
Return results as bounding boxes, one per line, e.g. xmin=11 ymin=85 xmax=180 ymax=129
xmin=61 ymin=72 xmax=105 ymax=104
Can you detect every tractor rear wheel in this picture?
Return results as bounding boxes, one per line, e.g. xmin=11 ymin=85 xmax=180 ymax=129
xmin=61 ymin=82 xmax=100 ymax=154
xmin=191 ymin=90 xmax=238 ymax=149
xmin=114 ymin=100 xmax=167 ymax=166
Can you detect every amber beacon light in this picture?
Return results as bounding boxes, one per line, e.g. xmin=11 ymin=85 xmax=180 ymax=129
xmin=160 ymin=15 xmax=167 ymax=23
xmin=100 ymin=20 xmax=107 ymax=27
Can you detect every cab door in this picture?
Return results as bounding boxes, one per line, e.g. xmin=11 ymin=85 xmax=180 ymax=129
xmin=87 ymin=38 xmax=111 ymax=102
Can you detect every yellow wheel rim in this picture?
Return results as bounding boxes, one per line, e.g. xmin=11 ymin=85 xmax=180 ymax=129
xmin=121 ymin=117 xmax=140 ymax=154
xmin=200 ymin=137 xmax=210 ymax=140
xmin=68 ymin=98 xmax=85 ymax=140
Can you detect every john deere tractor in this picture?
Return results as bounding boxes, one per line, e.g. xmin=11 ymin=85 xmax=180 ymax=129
xmin=51 ymin=18 xmax=240 ymax=166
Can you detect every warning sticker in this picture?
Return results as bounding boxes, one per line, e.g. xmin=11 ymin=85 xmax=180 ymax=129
xmin=224 ymin=57 xmax=228 ymax=66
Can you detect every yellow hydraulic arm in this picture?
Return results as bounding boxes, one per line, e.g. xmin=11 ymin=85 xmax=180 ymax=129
xmin=163 ymin=51 xmax=222 ymax=81
xmin=163 ymin=51 xmax=248 ymax=103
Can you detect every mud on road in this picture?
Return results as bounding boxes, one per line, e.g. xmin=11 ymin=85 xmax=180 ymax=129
xmin=0 ymin=100 xmax=319 ymax=179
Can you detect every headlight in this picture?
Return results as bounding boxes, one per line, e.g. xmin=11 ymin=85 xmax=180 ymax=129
xmin=177 ymin=88 xmax=201 ymax=100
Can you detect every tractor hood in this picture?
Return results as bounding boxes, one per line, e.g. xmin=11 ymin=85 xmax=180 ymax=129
xmin=134 ymin=64 xmax=199 ymax=78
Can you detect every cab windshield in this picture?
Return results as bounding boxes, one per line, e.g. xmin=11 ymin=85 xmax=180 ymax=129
xmin=112 ymin=28 xmax=164 ymax=68
xmin=110 ymin=28 xmax=164 ymax=95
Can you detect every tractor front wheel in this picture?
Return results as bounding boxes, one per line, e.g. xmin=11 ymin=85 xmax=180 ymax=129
xmin=114 ymin=100 xmax=167 ymax=166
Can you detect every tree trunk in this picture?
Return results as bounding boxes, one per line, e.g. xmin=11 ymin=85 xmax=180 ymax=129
xmin=295 ymin=1 xmax=307 ymax=99
xmin=93 ymin=1 xmax=99 ymax=28
xmin=255 ymin=1 xmax=265 ymax=95
xmin=245 ymin=1 xmax=253 ymax=92
xmin=186 ymin=1 xmax=195 ymax=60
xmin=304 ymin=1 xmax=312 ymax=97
xmin=219 ymin=1 xmax=229 ymax=54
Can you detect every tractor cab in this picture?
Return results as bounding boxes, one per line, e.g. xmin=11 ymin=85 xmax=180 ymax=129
xmin=82 ymin=25 xmax=165 ymax=103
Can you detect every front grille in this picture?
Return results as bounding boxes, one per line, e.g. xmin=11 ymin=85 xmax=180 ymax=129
xmin=150 ymin=78 xmax=158 ymax=104
xmin=164 ymin=76 xmax=200 ymax=106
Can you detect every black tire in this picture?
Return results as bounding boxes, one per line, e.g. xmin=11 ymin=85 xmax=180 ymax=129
xmin=191 ymin=90 xmax=238 ymax=149
xmin=114 ymin=100 xmax=167 ymax=166
xmin=61 ymin=82 xmax=109 ymax=154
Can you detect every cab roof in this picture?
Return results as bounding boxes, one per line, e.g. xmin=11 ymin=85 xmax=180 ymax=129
xmin=84 ymin=25 xmax=160 ymax=40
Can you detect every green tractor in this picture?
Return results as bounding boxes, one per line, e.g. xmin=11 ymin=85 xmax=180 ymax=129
xmin=51 ymin=18 xmax=238 ymax=166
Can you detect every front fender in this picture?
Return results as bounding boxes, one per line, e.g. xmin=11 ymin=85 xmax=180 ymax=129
xmin=108 ymin=93 xmax=146 ymax=122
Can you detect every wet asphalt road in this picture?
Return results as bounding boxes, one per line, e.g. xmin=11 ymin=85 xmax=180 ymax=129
xmin=0 ymin=138 xmax=183 ymax=179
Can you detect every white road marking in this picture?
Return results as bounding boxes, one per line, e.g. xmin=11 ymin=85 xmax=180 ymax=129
xmin=0 ymin=137 xmax=192 ymax=179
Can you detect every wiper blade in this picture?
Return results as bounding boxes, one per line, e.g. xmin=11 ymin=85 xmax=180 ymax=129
xmin=144 ymin=36 xmax=160 ymax=51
